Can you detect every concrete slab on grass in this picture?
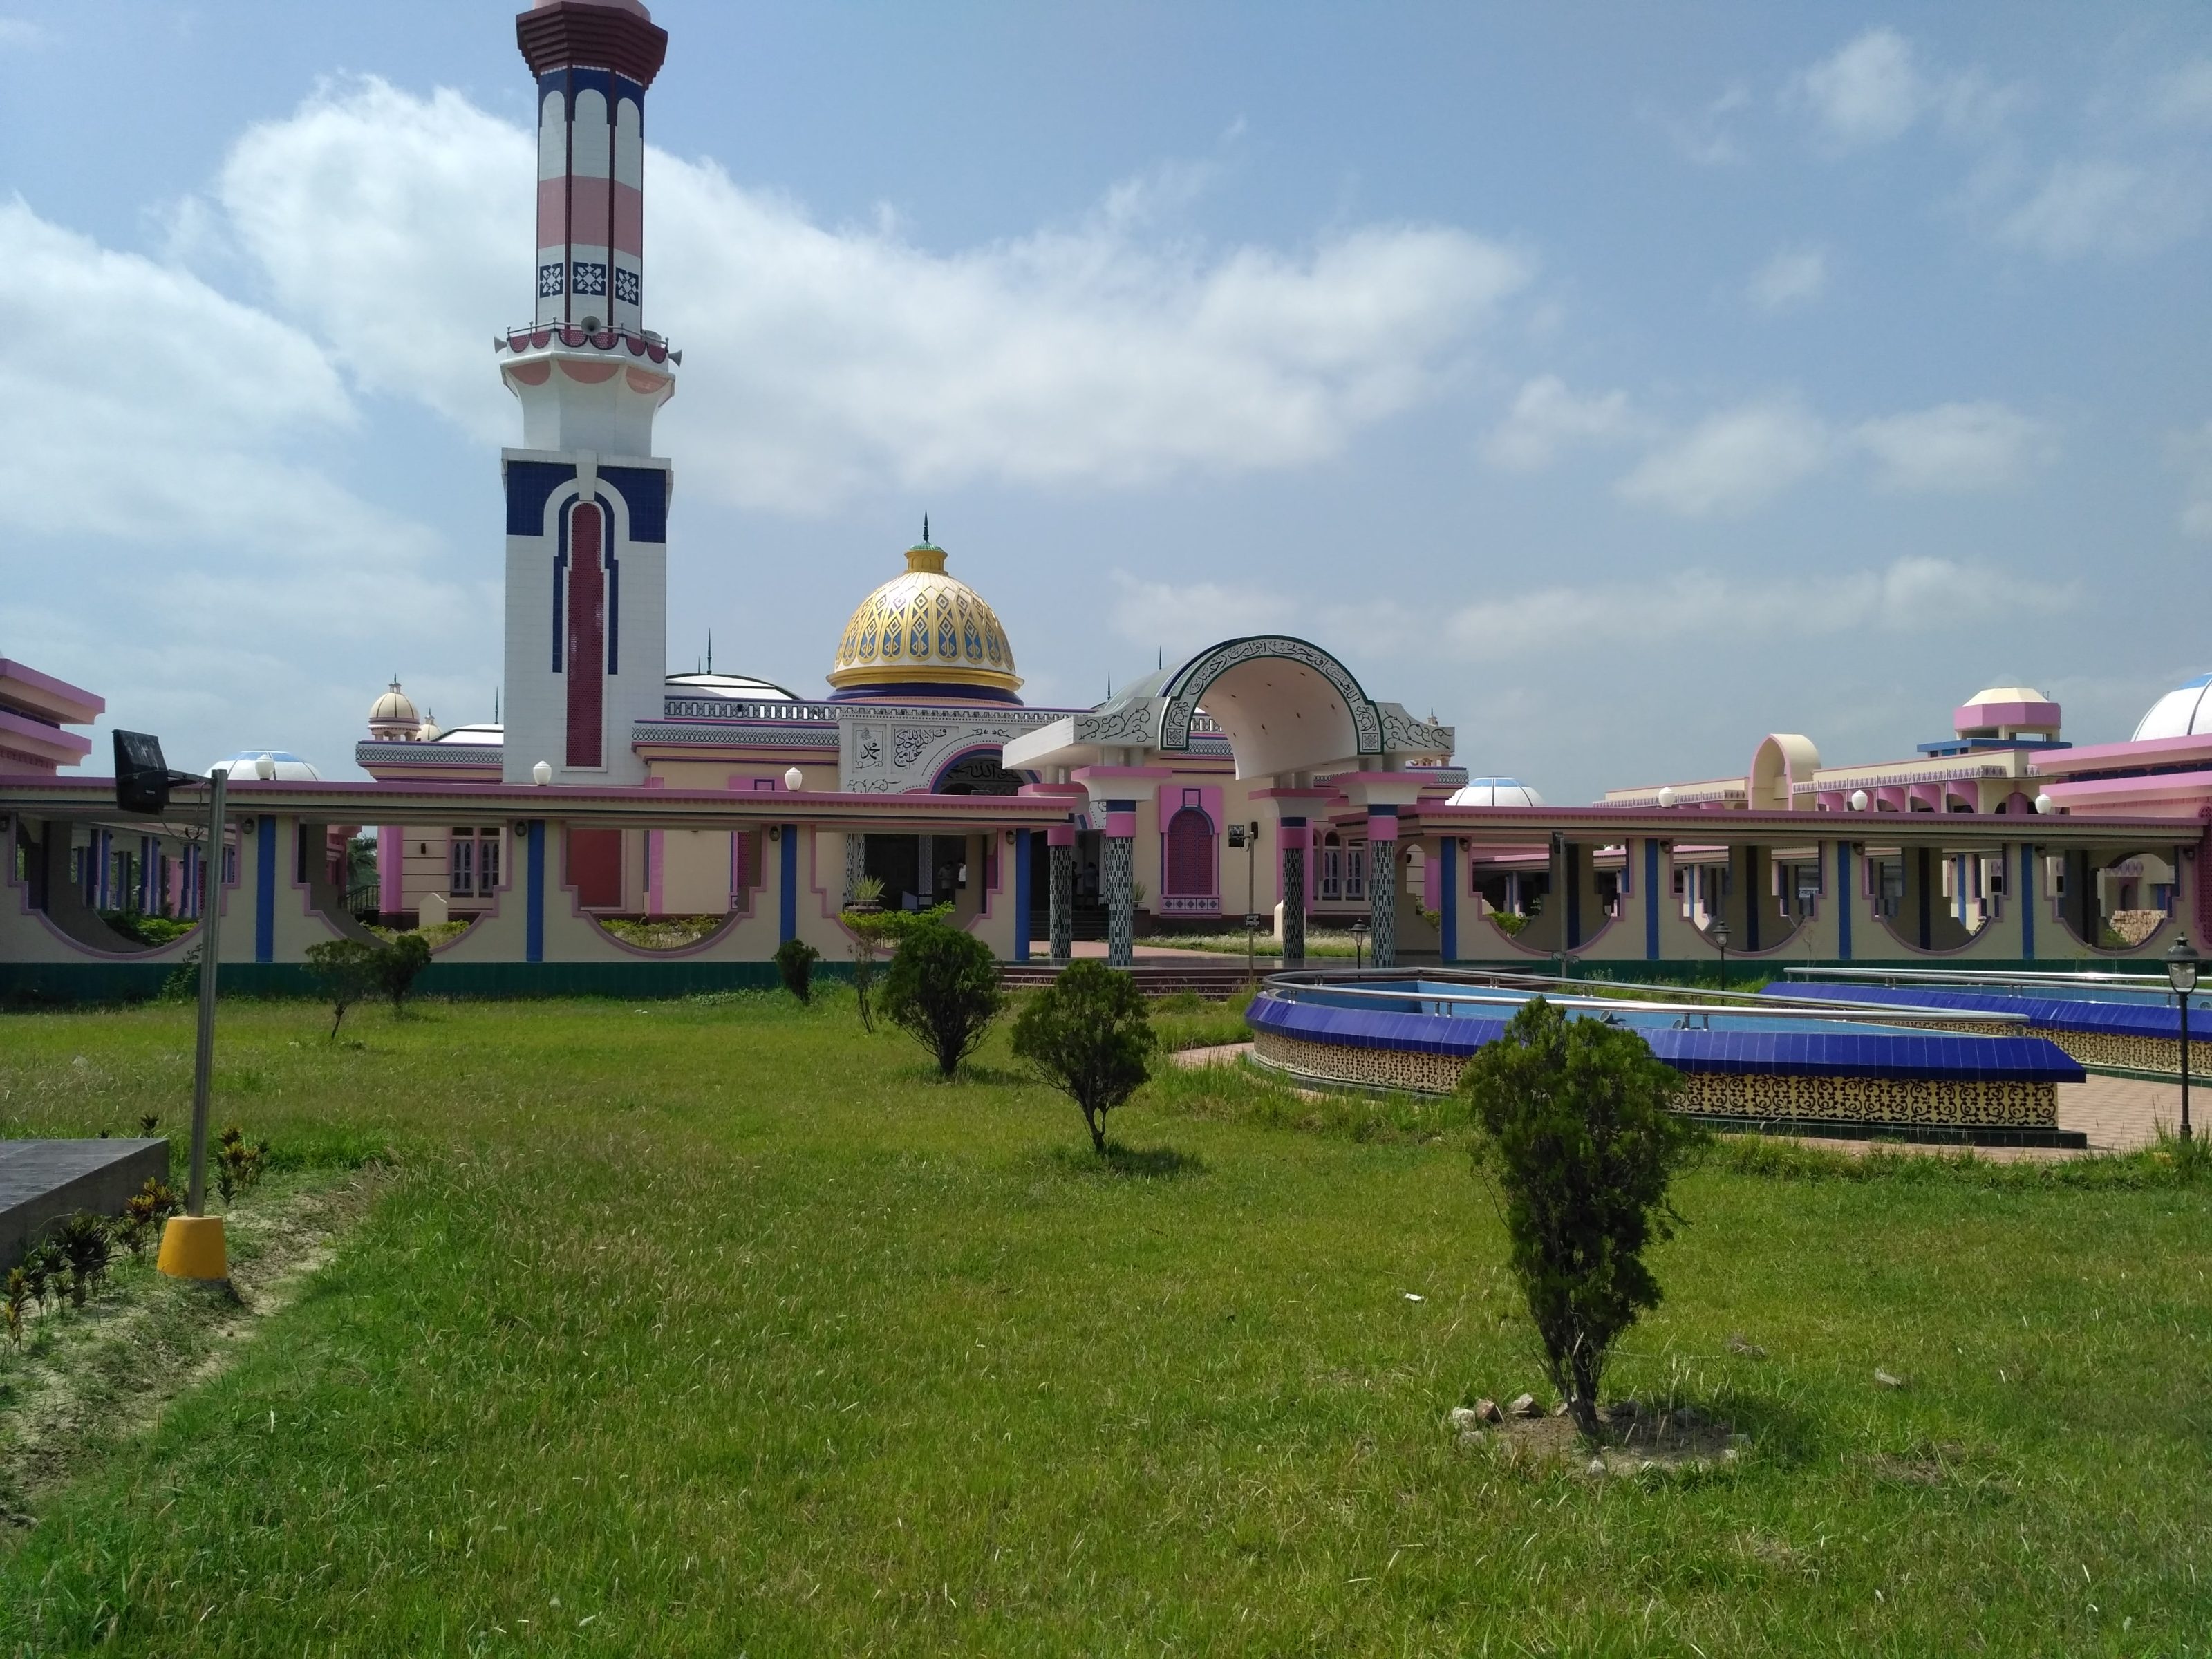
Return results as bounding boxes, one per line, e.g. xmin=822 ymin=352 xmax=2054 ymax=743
xmin=0 ymin=1139 xmax=170 ymax=1266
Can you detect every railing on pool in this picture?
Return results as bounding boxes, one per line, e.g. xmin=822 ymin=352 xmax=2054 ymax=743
xmin=1259 ymin=966 xmax=2030 ymax=1029
xmin=1783 ymin=965 xmax=2176 ymax=995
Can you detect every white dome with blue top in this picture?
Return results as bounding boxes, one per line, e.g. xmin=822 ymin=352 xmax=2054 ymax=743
xmin=2133 ymin=673 xmax=2212 ymax=741
xmin=1447 ymin=776 xmax=1546 ymax=807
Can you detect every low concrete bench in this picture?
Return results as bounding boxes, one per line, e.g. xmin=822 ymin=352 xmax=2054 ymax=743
xmin=0 ymin=1139 xmax=171 ymax=1267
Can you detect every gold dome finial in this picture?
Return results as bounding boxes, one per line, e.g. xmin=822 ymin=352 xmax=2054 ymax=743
xmin=829 ymin=529 xmax=1021 ymax=701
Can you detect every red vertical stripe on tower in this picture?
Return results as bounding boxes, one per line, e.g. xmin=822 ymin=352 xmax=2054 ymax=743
xmin=566 ymin=504 xmax=606 ymax=767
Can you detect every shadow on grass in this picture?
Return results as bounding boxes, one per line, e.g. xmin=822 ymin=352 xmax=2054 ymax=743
xmin=1044 ymin=1141 xmax=1208 ymax=1179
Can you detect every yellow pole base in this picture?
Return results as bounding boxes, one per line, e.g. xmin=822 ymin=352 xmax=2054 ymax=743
xmin=156 ymin=1215 xmax=229 ymax=1281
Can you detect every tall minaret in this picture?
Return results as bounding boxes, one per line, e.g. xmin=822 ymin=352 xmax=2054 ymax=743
xmin=497 ymin=0 xmax=677 ymax=787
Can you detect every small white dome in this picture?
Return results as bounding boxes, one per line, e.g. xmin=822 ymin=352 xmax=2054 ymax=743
xmin=2133 ymin=674 xmax=2212 ymax=741
xmin=1447 ymin=776 xmax=1546 ymax=808
xmin=1963 ymin=684 xmax=2048 ymax=706
xmin=208 ymin=750 xmax=321 ymax=781
xmin=433 ymin=723 xmax=504 ymax=746
xmin=664 ymin=671 xmax=799 ymax=702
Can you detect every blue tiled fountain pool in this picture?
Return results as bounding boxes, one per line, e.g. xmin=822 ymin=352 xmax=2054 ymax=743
xmin=1244 ymin=975 xmax=2086 ymax=1147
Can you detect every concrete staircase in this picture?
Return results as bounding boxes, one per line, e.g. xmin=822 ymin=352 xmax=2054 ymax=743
xmin=1000 ymin=959 xmax=1264 ymax=1000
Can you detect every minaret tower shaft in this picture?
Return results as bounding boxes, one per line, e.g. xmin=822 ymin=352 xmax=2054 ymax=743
xmin=496 ymin=0 xmax=677 ymax=787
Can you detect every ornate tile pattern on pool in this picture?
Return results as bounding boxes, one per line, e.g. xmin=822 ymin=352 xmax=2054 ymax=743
xmin=1252 ymin=1029 xmax=2060 ymax=1127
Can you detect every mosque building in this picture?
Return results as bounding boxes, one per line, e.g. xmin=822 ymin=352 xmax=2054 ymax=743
xmin=4 ymin=0 xmax=2212 ymax=995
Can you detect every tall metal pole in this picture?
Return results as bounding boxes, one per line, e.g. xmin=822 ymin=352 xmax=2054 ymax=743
xmin=187 ymin=767 xmax=226 ymax=1215
xmin=1246 ymin=823 xmax=1257 ymax=984
xmin=2182 ymin=989 xmax=2193 ymax=1143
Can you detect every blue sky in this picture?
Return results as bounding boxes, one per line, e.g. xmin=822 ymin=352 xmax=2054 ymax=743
xmin=3 ymin=2 xmax=2209 ymax=801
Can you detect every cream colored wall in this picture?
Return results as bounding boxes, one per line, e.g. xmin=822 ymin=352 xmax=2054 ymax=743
xmin=659 ymin=830 xmax=733 ymax=914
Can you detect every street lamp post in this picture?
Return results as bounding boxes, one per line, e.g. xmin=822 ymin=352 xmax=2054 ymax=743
xmin=2166 ymin=938 xmax=2200 ymax=1142
xmin=1350 ymin=919 xmax=1369 ymax=971
xmin=1711 ymin=914 xmax=1731 ymax=999
xmin=113 ymin=731 xmax=238 ymax=1279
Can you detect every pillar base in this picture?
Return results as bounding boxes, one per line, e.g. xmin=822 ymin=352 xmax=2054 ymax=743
xmin=156 ymin=1215 xmax=228 ymax=1281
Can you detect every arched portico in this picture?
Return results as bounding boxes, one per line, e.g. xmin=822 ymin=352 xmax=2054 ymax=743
xmin=1002 ymin=636 xmax=1453 ymax=966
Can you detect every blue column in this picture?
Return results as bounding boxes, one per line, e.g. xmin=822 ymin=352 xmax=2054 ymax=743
xmin=1438 ymin=836 xmax=1458 ymax=962
xmin=779 ymin=824 xmax=798 ymax=943
xmin=1013 ymin=830 xmax=1033 ymax=964
xmin=1644 ymin=838 xmax=1661 ymax=960
xmin=1835 ymin=840 xmax=1853 ymax=962
xmin=254 ymin=816 xmax=276 ymax=962
xmin=526 ymin=821 xmax=546 ymax=963
xmin=2019 ymin=841 xmax=2035 ymax=959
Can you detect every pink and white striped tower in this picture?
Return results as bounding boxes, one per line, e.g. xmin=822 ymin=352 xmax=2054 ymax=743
xmin=496 ymin=0 xmax=679 ymax=787
xmin=519 ymin=0 xmax=662 ymax=332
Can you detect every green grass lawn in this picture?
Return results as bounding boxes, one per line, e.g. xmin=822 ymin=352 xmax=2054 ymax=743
xmin=1 ymin=990 xmax=2208 ymax=1655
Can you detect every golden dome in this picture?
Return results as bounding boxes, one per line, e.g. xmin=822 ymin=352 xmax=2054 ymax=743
xmin=827 ymin=538 xmax=1022 ymax=700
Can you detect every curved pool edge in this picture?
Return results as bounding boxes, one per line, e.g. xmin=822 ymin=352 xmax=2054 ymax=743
xmin=1246 ymin=987 xmax=2081 ymax=1134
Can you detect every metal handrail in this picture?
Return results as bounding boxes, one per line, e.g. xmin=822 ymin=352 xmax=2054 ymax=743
xmin=1259 ymin=976 xmax=2030 ymax=1027
xmin=1783 ymin=965 xmax=2173 ymax=992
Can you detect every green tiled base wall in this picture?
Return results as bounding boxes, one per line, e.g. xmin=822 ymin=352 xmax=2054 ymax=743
xmin=1250 ymin=1029 xmax=2059 ymax=1129
xmin=0 ymin=959 xmax=854 ymax=1005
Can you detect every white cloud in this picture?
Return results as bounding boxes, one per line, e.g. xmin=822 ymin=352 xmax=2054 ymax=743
xmin=0 ymin=19 xmax=46 ymax=50
xmin=2152 ymin=60 xmax=2212 ymax=129
xmin=1108 ymin=573 xmax=1296 ymax=661
xmin=0 ymin=196 xmax=379 ymax=552
xmin=209 ymin=79 xmax=1536 ymax=512
xmin=1788 ymin=29 xmax=2021 ymax=152
xmin=1443 ymin=558 xmax=2073 ymax=660
xmin=1745 ymin=245 xmax=1828 ymax=312
xmin=1851 ymin=401 xmax=2053 ymax=492
xmin=2173 ymin=421 xmax=2212 ymax=540
xmin=1479 ymin=376 xmax=1636 ymax=471
xmin=1792 ymin=29 xmax=1927 ymax=149
xmin=1614 ymin=399 xmax=1830 ymax=517
xmin=1647 ymin=85 xmax=1751 ymax=167
xmin=1998 ymin=158 xmax=2207 ymax=259
xmin=0 ymin=194 xmax=491 ymax=774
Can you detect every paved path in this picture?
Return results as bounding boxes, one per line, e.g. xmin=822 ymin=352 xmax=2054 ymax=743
xmin=1170 ymin=1044 xmax=2189 ymax=1161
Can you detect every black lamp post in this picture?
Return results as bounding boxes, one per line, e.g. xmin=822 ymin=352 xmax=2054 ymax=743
xmin=1711 ymin=914 xmax=1731 ymax=999
xmin=2166 ymin=938 xmax=2200 ymax=1142
xmin=1350 ymin=919 xmax=1369 ymax=971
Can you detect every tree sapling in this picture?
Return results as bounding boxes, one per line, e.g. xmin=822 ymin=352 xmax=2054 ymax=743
xmin=1011 ymin=961 xmax=1159 ymax=1153
xmin=878 ymin=917 xmax=1005 ymax=1078
xmin=1459 ymin=996 xmax=1698 ymax=1441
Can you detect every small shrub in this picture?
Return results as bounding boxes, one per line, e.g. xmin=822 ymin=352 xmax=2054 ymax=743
xmin=376 ymin=932 xmax=433 ymax=1016
xmin=158 ymin=943 xmax=203 ymax=1004
xmin=774 ymin=936 xmax=823 ymax=1003
xmin=306 ymin=938 xmax=382 ymax=1039
xmin=20 ymin=1243 xmax=64 ymax=1314
xmin=50 ymin=1210 xmax=115 ymax=1308
xmin=214 ymin=1125 xmax=270 ymax=1206
xmin=3 ymin=1269 xmax=28 ymax=1349
xmin=1011 ymin=962 xmax=1159 ymax=1153
xmin=138 ymin=1112 xmax=160 ymax=1136
xmin=1460 ymin=997 xmax=1698 ymax=1441
xmin=879 ymin=917 xmax=1005 ymax=1078
xmin=845 ymin=903 xmax=949 ymax=1033
xmin=119 ymin=1177 xmax=180 ymax=1257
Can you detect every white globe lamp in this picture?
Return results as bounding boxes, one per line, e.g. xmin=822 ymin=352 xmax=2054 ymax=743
xmin=784 ymin=766 xmax=804 ymax=791
xmin=253 ymin=753 xmax=276 ymax=781
xmin=1848 ymin=789 xmax=1868 ymax=812
xmin=532 ymin=760 xmax=552 ymax=786
xmin=1655 ymin=787 xmax=1676 ymax=809
xmin=2034 ymin=792 xmax=2056 ymax=814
